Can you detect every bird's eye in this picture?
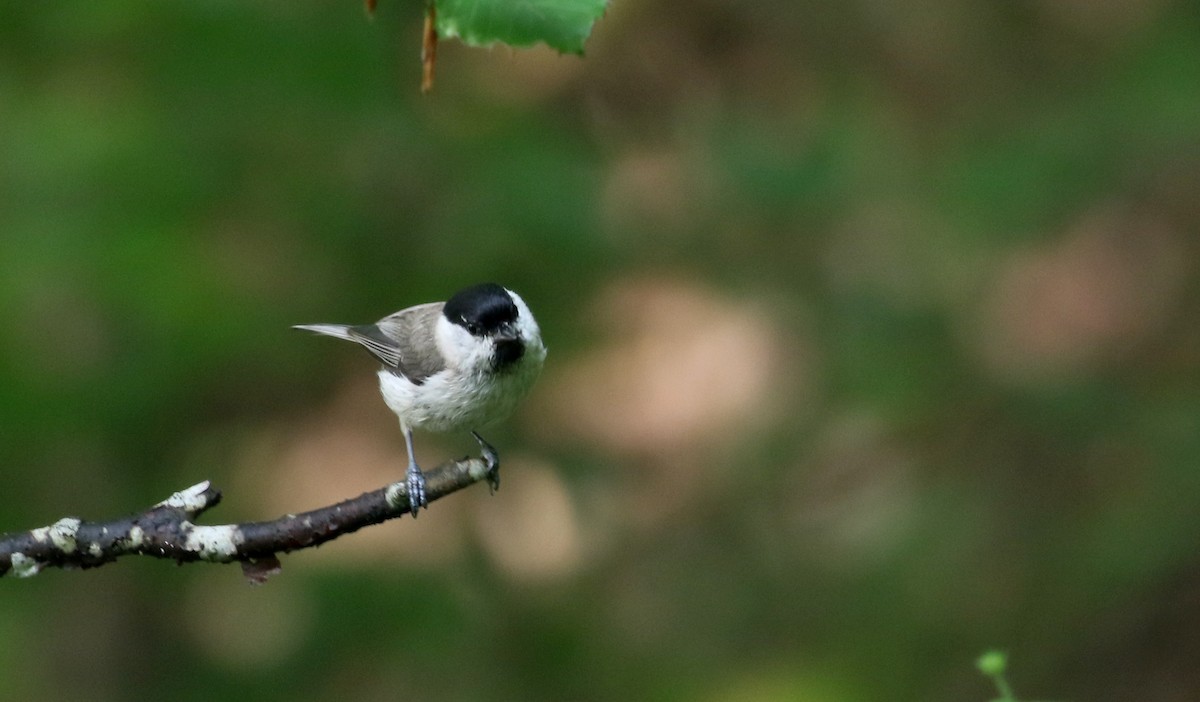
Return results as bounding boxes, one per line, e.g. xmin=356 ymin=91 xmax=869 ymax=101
xmin=457 ymin=315 xmax=480 ymax=335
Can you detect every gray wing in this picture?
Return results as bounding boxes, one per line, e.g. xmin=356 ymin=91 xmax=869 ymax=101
xmin=295 ymin=302 xmax=447 ymax=385
xmin=367 ymin=302 xmax=447 ymax=384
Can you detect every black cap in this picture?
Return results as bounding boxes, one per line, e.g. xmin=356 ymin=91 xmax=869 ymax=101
xmin=443 ymin=283 xmax=519 ymax=336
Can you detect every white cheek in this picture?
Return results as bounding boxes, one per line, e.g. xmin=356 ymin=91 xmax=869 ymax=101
xmin=435 ymin=317 xmax=493 ymax=371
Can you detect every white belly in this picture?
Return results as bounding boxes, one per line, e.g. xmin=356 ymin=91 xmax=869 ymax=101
xmin=376 ymin=356 xmax=543 ymax=433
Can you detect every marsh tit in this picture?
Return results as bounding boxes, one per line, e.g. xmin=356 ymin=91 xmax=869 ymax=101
xmin=294 ymin=283 xmax=546 ymax=516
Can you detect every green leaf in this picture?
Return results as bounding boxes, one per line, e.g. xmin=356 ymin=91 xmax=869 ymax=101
xmin=436 ymin=0 xmax=608 ymax=54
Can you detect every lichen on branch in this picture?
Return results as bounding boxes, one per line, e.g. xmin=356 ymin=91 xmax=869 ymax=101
xmin=0 ymin=456 xmax=493 ymax=582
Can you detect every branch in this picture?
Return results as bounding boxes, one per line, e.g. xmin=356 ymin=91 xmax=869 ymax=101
xmin=0 ymin=456 xmax=494 ymax=581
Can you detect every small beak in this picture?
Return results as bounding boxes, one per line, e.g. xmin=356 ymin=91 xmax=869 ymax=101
xmin=493 ymin=327 xmax=525 ymax=369
xmin=493 ymin=325 xmax=520 ymax=343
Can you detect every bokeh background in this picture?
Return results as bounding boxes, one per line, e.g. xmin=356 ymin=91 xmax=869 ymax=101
xmin=2 ymin=1 xmax=1200 ymax=700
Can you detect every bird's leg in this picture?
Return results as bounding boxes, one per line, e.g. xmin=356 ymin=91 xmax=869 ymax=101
xmin=403 ymin=426 xmax=428 ymax=517
xmin=471 ymin=431 xmax=501 ymax=494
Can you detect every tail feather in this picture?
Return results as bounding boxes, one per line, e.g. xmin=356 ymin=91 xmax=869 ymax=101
xmin=292 ymin=323 xmax=355 ymax=341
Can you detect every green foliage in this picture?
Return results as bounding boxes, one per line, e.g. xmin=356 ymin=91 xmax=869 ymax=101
xmin=977 ymin=651 xmax=1017 ymax=702
xmin=437 ymin=0 xmax=608 ymax=53
xmin=977 ymin=651 xmax=1061 ymax=702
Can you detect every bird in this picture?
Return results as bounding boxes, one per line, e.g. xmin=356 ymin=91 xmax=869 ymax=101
xmin=294 ymin=283 xmax=546 ymax=516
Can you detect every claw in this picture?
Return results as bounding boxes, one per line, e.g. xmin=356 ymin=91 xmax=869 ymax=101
xmin=406 ymin=462 xmax=428 ymax=517
xmin=401 ymin=426 xmax=428 ymax=517
xmin=472 ymin=431 xmax=500 ymax=494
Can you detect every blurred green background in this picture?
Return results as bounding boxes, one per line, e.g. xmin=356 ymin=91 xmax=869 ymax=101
xmin=2 ymin=1 xmax=1200 ymax=700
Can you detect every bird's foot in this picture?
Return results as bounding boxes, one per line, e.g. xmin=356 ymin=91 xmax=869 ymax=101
xmin=406 ymin=462 xmax=428 ymax=517
xmin=472 ymin=431 xmax=500 ymax=495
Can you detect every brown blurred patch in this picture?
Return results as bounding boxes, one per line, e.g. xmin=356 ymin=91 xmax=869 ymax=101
xmin=471 ymin=456 xmax=585 ymax=583
xmin=537 ymin=276 xmax=795 ymax=456
xmin=601 ymin=150 xmax=694 ymax=239
xmin=532 ymin=276 xmax=806 ymax=524
xmin=464 ymin=45 xmax=589 ymax=106
xmin=971 ymin=207 xmax=1187 ymax=382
